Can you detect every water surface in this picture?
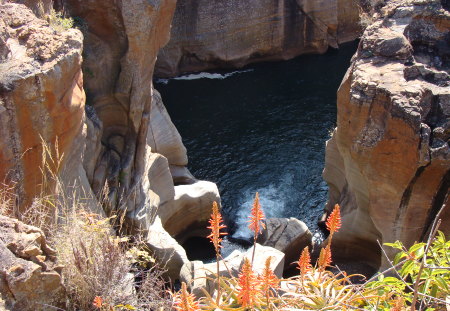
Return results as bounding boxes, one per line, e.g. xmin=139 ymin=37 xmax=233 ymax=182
xmin=156 ymin=42 xmax=358 ymax=250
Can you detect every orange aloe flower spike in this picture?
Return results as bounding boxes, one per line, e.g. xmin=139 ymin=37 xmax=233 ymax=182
xmin=248 ymin=192 xmax=265 ymax=235
xmin=318 ymin=244 xmax=332 ymax=270
xmin=326 ymin=204 xmax=342 ymax=234
xmin=173 ymin=282 xmax=201 ymax=311
xmin=259 ymin=257 xmax=279 ymax=294
xmin=238 ymin=258 xmax=260 ymax=308
xmin=206 ymin=201 xmax=227 ymax=252
xmin=297 ymin=246 xmax=312 ymax=275
xmin=92 ymin=296 xmax=103 ymax=309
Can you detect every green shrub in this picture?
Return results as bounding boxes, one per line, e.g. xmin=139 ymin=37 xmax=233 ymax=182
xmin=49 ymin=9 xmax=74 ymax=32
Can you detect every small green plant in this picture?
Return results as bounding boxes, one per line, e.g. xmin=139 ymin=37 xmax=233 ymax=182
xmin=362 ymin=231 xmax=450 ymax=310
xmin=49 ymin=9 xmax=74 ymax=32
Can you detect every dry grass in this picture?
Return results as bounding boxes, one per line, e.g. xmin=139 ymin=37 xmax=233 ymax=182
xmin=0 ymin=139 xmax=172 ymax=310
xmin=0 ymin=182 xmax=15 ymax=217
xmin=54 ymin=210 xmax=134 ymax=310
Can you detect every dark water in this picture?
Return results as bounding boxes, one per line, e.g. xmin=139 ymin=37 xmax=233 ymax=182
xmin=155 ymin=42 xmax=358 ymax=251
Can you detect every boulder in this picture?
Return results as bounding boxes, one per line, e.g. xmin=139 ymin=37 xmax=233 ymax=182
xmin=180 ymin=250 xmax=243 ymax=297
xmin=0 ymin=215 xmax=66 ymax=311
xmin=259 ymin=218 xmax=312 ymax=269
xmin=146 ymin=216 xmax=190 ymax=282
xmin=323 ymin=0 xmax=450 ymax=270
xmin=160 ymin=181 xmax=221 ymax=241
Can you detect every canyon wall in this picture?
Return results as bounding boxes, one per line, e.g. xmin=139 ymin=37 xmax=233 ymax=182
xmin=155 ymin=0 xmax=362 ymax=77
xmin=0 ymin=3 xmax=92 ymax=213
xmin=62 ymin=0 xmax=179 ymax=232
xmin=0 ymin=0 xmax=221 ymax=279
xmin=323 ymin=0 xmax=450 ymax=269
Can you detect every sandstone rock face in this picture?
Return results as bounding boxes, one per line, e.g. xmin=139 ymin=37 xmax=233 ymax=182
xmin=148 ymin=89 xmax=188 ymax=167
xmin=0 ymin=3 xmax=90 ymax=213
xmin=1 ymin=0 xmax=225 ymax=287
xmin=155 ymin=0 xmax=362 ymax=77
xmin=259 ymin=217 xmax=312 ymax=269
xmin=323 ymin=0 xmax=450 ymax=269
xmin=63 ymin=0 xmax=179 ymax=229
xmin=0 ymin=215 xmax=66 ymax=311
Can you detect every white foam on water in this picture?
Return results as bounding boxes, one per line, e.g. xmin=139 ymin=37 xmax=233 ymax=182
xmin=220 ymin=236 xmax=247 ymax=258
xmin=155 ymin=69 xmax=254 ymax=84
xmin=232 ymin=173 xmax=294 ymax=241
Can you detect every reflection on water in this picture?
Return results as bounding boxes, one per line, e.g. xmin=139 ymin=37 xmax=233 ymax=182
xmin=155 ymin=42 xmax=358 ymax=248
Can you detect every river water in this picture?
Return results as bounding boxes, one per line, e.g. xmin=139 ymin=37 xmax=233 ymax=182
xmin=155 ymin=42 xmax=358 ymax=254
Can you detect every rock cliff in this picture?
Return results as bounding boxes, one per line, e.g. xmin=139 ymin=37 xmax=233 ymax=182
xmin=0 ymin=0 xmax=221 ymax=280
xmin=323 ymin=0 xmax=449 ymax=269
xmin=155 ymin=0 xmax=362 ymax=77
xmin=62 ymin=1 xmax=221 ymax=276
xmin=0 ymin=3 xmax=90 ymax=214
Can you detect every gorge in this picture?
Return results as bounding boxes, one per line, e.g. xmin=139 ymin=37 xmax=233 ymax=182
xmin=0 ymin=0 xmax=449 ymax=309
xmin=155 ymin=41 xmax=358 ymax=253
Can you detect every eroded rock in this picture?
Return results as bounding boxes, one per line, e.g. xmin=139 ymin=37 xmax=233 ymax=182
xmin=0 ymin=3 xmax=96 ymax=214
xmin=0 ymin=215 xmax=66 ymax=311
xmin=155 ymin=0 xmax=362 ymax=77
xmin=323 ymin=0 xmax=450 ymax=269
xmin=161 ymin=181 xmax=221 ymax=241
xmin=259 ymin=217 xmax=313 ymax=269
xmin=148 ymin=89 xmax=188 ymax=167
xmin=146 ymin=216 xmax=190 ymax=281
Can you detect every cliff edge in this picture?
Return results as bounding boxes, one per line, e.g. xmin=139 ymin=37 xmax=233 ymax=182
xmin=323 ymin=0 xmax=449 ymax=269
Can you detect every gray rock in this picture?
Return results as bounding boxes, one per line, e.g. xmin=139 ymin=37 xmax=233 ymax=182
xmin=0 ymin=216 xmax=66 ymax=311
xmin=145 ymin=216 xmax=190 ymax=282
xmin=259 ymin=218 xmax=312 ymax=270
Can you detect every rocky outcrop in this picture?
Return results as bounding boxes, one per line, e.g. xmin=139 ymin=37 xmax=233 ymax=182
xmin=0 ymin=215 xmax=66 ymax=311
xmin=162 ymin=181 xmax=221 ymax=240
xmin=1 ymin=0 xmax=52 ymax=17
xmin=258 ymin=217 xmax=312 ymax=269
xmin=0 ymin=3 xmax=94 ymax=214
xmin=0 ymin=0 xmax=224 ymax=284
xmin=155 ymin=0 xmax=362 ymax=77
xmin=323 ymin=0 xmax=450 ymax=269
xmin=60 ymin=0 xmax=223 ymax=276
xmin=62 ymin=0 xmax=180 ymax=230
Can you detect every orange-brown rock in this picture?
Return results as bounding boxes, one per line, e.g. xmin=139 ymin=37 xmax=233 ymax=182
xmin=0 ymin=3 xmax=88 ymax=213
xmin=155 ymin=0 xmax=362 ymax=77
xmin=323 ymin=0 xmax=449 ymax=269
xmin=0 ymin=215 xmax=66 ymax=311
